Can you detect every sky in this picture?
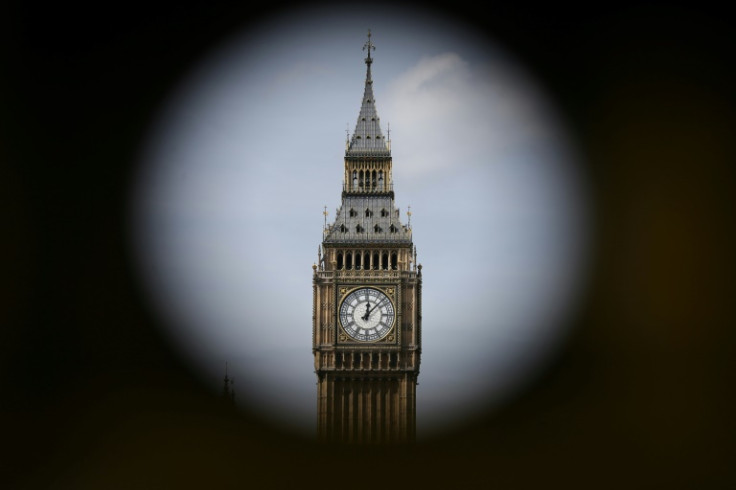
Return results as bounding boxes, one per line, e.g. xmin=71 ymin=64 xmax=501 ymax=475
xmin=131 ymin=5 xmax=590 ymax=439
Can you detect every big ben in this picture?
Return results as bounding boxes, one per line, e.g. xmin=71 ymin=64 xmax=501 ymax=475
xmin=313 ymin=31 xmax=421 ymax=444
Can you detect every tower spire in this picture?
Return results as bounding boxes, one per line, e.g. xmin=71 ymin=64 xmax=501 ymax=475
xmin=222 ymin=361 xmax=234 ymax=404
xmin=348 ymin=29 xmax=388 ymax=156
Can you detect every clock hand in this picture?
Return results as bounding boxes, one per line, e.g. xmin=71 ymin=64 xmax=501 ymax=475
xmin=361 ymin=302 xmax=371 ymax=321
xmin=364 ymin=299 xmax=385 ymax=319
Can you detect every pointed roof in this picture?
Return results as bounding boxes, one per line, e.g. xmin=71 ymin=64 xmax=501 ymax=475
xmin=323 ymin=196 xmax=412 ymax=244
xmin=347 ymin=30 xmax=390 ymax=157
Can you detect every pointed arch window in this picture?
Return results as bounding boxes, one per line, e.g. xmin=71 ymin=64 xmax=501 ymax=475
xmin=346 ymin=252 xmax=353 ymax=270
xmin=356 ymin=225 xmax=364 ymax=233
xmin=339 ymin=224 xmax=347 ymax=233
xmin=380 ymin=208 xmax=388 ymax=217
xmin=349 ymin=208 xmax=357 ymax=217
xmin=374 ymin=224 xmax=382 ymax=233
xmin=365 ymin=208 xmax=373 ymax=217
xmin=389 ymin=224 xmax=398 ymax=233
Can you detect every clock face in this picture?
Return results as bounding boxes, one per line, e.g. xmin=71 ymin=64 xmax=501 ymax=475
xmin=339 ymin=287 xmax=395 ymax=342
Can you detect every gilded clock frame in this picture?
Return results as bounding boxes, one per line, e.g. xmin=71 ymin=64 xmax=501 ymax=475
xmin=335 ymin=284 xmax=400 ymax=346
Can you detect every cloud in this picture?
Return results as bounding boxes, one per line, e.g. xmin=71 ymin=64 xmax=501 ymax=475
xmin=383 ymin=52 xmax=559 ymax=181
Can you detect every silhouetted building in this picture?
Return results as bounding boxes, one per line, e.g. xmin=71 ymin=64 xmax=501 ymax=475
xmin=222 ymin=362 xmax=235 ymax=405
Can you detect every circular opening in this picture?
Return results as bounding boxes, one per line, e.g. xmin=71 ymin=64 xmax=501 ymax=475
xmin=131 ymin=5 xmax=590 ymax=440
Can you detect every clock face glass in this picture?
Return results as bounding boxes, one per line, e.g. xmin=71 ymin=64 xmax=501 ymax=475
xmin=339 ymin=287 xmax=395 ymax=342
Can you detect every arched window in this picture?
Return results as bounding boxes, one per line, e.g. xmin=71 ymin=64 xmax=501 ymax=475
xmin=355 ymin=253 xmax=362 ymax=269
xmin=337 ymin=252 xmax=344 ymax=270
xmin=378 ymin=171 xmax=384 ymax=191
xmin=371 ymin=170 xmax=377 ymax=189
xmin=349 ymin=208 xmax=357 ymax=217
xmin=346 ymin=252 xmax=353 ymax=270
xmin=391 ymin=252 xmax=397 ymax=270
xmin=356 ymin=225 xmax=364 ymax=233
xmin=374 ymin=224 xmax=382 ymax=233
xmin=339 ymin=224 xmax=347 ymax=233
xmin=381 ymin=208 xmax=388 ymax=217
xmin=359 ymin=170 xmax=364 ymax=188
xmin=372 ymin=253 xmax=379 ymax=270
xmin=352 ymin=171 xmax=358 ymax=190
xmin=389 ymin=224 xmax=397 ymax=233
xmin=382 ymin=252 xmax=388 ymax=270
xmin=365 ymin=208 xmax=372 ymax=217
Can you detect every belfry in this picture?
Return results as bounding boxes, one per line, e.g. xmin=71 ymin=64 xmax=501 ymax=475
xmin=313 ymin=31 xmax=422 ymax=444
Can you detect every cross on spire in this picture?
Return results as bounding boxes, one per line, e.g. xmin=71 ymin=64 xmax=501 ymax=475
xmin=363 ymin=29 xmax=375 ymax=64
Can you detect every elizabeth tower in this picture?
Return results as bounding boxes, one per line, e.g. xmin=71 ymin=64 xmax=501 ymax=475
xmin=312 ymin=32 xmax=421 ymax=444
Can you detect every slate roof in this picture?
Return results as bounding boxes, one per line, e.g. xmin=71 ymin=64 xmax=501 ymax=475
xmin=324 ymin=196 xmax=412 ymax=244
xmin=346 ymin=41 xmax=390 ymax=157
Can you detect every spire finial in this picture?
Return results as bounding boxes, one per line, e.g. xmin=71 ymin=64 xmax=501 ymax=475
xmin=363 ymin=29 xmax=375 ymax=64
xmin=323 ymin=205 xmax=329 ymax=240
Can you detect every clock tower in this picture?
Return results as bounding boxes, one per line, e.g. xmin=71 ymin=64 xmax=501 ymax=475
xmin=313 ymin=32 xmax=421 ymax=444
